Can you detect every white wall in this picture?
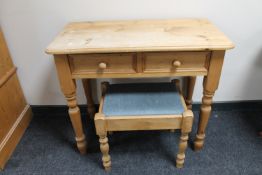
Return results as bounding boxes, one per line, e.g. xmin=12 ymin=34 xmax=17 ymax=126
xmin=1 ymin=0 xmax=262 ymax=105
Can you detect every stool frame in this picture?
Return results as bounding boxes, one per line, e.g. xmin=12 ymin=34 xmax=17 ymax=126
xmin=94 ymin=80 xmax=193 ymax=171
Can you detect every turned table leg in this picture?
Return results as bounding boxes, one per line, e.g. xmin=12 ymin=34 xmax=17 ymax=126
xmin=194 ymin=89 xmax=214 ymax=151
xmin=54 ymin=55 xmax=87 ymax=154
xmin=194 ymin=51 xmax=225 ymax=151
xmin=185 ymin=76 xmax=196 ymax=110
xmin=82 ymin=79 xmax=96 ymax=118
xmin=66 ymin=93 xmax=87 ymax=154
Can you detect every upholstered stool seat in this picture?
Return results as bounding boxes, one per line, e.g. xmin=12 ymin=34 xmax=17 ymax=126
xmin=102 ymin=83 xmax=184 ymax=116
xmin=95 ymin=80 xmax=194 ymax=171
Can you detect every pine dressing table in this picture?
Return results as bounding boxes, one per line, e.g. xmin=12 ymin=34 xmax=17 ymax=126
xmin=46 ymin=19 xmax=234 ymax=154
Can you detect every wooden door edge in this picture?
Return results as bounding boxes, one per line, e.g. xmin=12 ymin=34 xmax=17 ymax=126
xmin=0 ymin=105 xmax=32 ymax=170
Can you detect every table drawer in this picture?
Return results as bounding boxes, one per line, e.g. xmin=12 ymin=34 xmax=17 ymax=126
xmin=143 ymin=52 xmax=210 ymax=73
xmin=69 ymin=53 xmax=137 ymax=74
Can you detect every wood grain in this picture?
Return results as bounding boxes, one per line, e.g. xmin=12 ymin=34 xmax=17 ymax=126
xmin=105 ymin=115 xmax=183 ymax=131
xmin=0 ymin=75 xmax=27 ymax=143
xmin=143 ymin=51 xmax=209 ymax=73
xmin=69 ymin=53 xmax=137 ymax=74
xmin=71 ymin=70 xmax=207 ymax=79
xmin=94 ymin=80 xmax=194 ymax=170
xmin=0 ymin=67 xmax=17 ymax=88
xmin=69 ymin=51 xmax=209 ymax=78
xmin=194 ymin=51 xmax=225 ymax=151
xmin=0 ymin=29 xmax=32 ymax=170
xmin=0 ymin=29 xmax=13 ymax=77
xmin=176 ymin=111 xmax=193 ymax=168
xmin=0 ymin=105 xmax=32 ymax=170
xmin=54 ymin=55 xmax=87 ymax=154
xmin=47 ymin=19 xmax=234 ymax=157
xmin=46 ymin=19 xmax=234 ymax=54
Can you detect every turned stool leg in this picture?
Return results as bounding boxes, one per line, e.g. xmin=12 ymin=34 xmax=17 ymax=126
xmin=176 ymin=133 xmax=189 ymax=168
xmin=95 ymin=112 xmax=111 ymax=171
xmin=194 ymin=90 xmax=214 ymax=151
xmin=176 ymin=110 xmax=193 ymax=168
xmin=99 ymin=134 xmax=111 ymax=171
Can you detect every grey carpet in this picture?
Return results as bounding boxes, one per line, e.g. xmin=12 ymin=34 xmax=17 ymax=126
xmin=1 ymin=108 xmax=262 ymax=175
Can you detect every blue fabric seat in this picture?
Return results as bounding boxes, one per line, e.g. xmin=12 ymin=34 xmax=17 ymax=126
xmin=102 ymin=82 xmax=185 ymax=116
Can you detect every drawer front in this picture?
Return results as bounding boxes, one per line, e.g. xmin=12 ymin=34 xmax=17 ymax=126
xmin=69 ymin=53 xmax=137 ymax=74
xmin=143 ymin=52 xmax=210 ymax=73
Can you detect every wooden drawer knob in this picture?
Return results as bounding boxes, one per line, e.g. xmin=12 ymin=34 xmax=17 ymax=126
xmin=172 ymin=60 xmax=181 ymax=68
xmin=98 ymin=62 xmax=107 ymax=69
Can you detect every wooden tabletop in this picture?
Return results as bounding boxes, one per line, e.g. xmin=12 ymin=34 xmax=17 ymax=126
xmin=46 ymin=19 xmax=234 ymax=54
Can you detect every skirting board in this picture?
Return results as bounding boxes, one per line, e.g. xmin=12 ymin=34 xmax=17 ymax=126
xmin=0 ymin=105 xmax=32 ymax=170
xmin=31 ymin=100 xmax=262 ymax=115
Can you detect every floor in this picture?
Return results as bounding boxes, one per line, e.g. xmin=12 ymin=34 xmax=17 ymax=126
xmin=1 ymin=107 xmax=262 ymax=175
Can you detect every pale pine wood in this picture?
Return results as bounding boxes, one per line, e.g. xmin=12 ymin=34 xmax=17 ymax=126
xmin=70 ymin=52 xmax=209 ymax=75
xmin=143 ymin=51 xmax=209 ymax=73
xmin=97 ymin=80 xmax=188 ymax=134
xmin=185 ymin=76 xmax=197 ymax=109
xmin=0 ymin=29 xmax=32 ymax=170
xmin=136 ymin=53 xmax=143 ymax=73
xmin=69 ymin=53 xmax=137 ymax=75
xmin=106 ymin=116 xmax=182 ymax=131
xmin=95 ymin=113 xmax=111 ymax=171
xmin=94 ymin=80 xmax=193 ymax=170
xmin=176 ymin=133 xmax=188 ymax=168
xmin=47 ymin=19 xmax=234 ymax=154
xmin=176 ymin=110 xmax=193 ymax=168
xmin=194 ymin=51 xmax=225 ymax=151
xmin=99 ymin=135 xmax=111 ymax=171
xmin=46 ymin=19 xmax=234 ymax=54
xmin=68 ymin=51 xmax=209 ymax=79
xmin=54 ymin=55 xmax=87 ymax=154
xmin=82 ymin=79 xmax=95 ymax=118
xmin=72 ymin=70 xmax=207 ymax=79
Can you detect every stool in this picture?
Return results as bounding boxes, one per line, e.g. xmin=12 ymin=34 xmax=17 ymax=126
xmin=94 ymin=80 xmax=194 ymax=171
